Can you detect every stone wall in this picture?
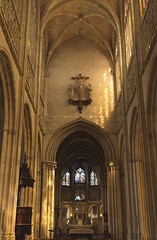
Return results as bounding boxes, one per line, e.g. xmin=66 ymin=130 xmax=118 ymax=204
xmin=44 ymin=39 xmax=115 ymax=133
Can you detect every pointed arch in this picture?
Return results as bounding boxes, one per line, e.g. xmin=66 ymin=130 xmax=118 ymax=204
xmin=0 ymin=49 xmax=17 ymax=237
xmin=0 ymin=49 xmax=16 ymax=167
xmin=145 ymin=55 xmax=157 ymax=236
xmin=18 ymin=103 xmax=35 ymax=207
xmin=146 ymin=55 xmax=157 ymax=134
xmin=41 ymin=0 xmax=120 ymax=36
xmin=128 ymin=105 xmax=147 ymax=237
xmin=129 ymin=106 xmax=139 ymax=160
xmin=0 ymin=49 xmax=16 ymax=133
xmin=33 ymin=131 xmax=42 ymax=239
xmin=45 ymin=118 xmax=116 ymax=166
xmin=23 ymin=103 xmax=34 ymax=158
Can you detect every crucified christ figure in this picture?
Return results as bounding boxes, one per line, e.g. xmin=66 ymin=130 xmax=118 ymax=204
xmin=71 ymin=73 xmax=89 ymax=95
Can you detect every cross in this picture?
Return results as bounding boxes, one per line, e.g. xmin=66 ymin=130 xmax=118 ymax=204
xmin=68 ymin=73 xmax=92 ymax=113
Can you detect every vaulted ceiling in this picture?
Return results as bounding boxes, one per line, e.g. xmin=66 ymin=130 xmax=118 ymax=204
xmin=41 ymin=1 xmax=119 ymax=172
xmin=56 ymin=130 xmax=106 ymax=175
xmin=41 ymin=0 xmax=120 ymax=67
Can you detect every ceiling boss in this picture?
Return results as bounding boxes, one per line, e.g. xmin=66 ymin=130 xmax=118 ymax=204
xmin=68 ymin=73 xmax=92 ymax=113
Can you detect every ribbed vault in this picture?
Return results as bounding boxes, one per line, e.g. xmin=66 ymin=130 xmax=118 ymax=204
xmin=45 ymin=118 xmax=115 ymax=172
xmin=56 ymin=130 xmax=105 ymax=175
xmin=41 ymin=0 xmax=120 ymax=69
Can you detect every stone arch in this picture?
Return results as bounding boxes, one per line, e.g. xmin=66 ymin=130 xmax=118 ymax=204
xmin=119 ymin=134 xmax=124 ymax=162
xmin=119 ymin=133 xmax=125 ymax=177
xmin=0 ymin=74 xmax=4 ymax=155
xmin=45 ymin=118 xmax=115 ymax=166
xmin=23 ymin=103 xmax=34 ymax=160
xmin=146 ymin=55 xmax=157 ymax=135
xmin=145 ymin=55 xmax=157 ymax=185
xmin=18 ymin=103 xmax=35 ymax=207
xmin=145 ymin=55 xmax=157 ymax=237
xmin=128 ymin=106 xmax=147 ymax=237
xmin=0 ymin=49 xmax=16 ymax=237
xmin=127 ymin=106 xmax=139 ymax=233
xmin=41 ymin=118 xmax=116 ymax=238
xmin=88 ymin=204 xmax=98 ymax=217
xmin=0 ymin=49 xmax=16 ymax=172
xmin=119 ymin=133 xmax=128 ymax=239
xmin=41 ymin=0 xmax=120 ymax=36
xmin=33 ymin=131 xmax=42 ymax=239
xmin=38 ymin=131 xmax=42 ymax=164
xmin=129 ymin=106 xmax=139 ymax=160
xmin=62 ymin=204 xmax=73 ymax=218
xmin=0 ymin=49 xmax=16 ymax=136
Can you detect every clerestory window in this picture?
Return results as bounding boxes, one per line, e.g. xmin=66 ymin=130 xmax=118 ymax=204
xmin=90 ymin=170 xmax=98 ymax=186
xmin=75 ymin=167 xmax=85 ymax=183
xmin=62 ymin=170 xmax=70 ymax=186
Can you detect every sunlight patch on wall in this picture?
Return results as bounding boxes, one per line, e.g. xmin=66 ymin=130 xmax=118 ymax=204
xmin=46 ymin=39 xmax=115 ymax=130
xmin=94 ymin=69 xmax=114 ymax=128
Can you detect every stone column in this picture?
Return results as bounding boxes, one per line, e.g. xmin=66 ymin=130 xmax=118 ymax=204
xmin=107 ymin=163 xmax=115 ymax=235
xmin=56 ymin=175 xmax=62 ymax=230
xmin=115 ymin=164 xmax=122 ymax=239
xmin=100 ymin=174 xmax=105 ymax=234
xmin=127 ymin=156 xmax=148 ymax=240
xmin=0 ymin=129 xmax=17 ymax=240
xmin=41 ymin=161 xmax=57 ymax=239
xmin=145 ymin=132 xmax=157 ymax=239
xmin=107 ymin=162 xmax=122 ymax=239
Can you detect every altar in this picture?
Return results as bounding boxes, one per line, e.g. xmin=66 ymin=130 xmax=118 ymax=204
xmin=69 ymin=224 xmax=93 ymax=239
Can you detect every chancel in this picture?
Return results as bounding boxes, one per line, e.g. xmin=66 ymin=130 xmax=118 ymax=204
xmin=0 ymin=1 xmax=157 ymax=240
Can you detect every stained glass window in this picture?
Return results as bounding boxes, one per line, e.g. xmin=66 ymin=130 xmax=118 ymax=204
xmin=90 ymin=170 xmax=98 ymax=186
xmin=62 ymin=170 xmax=70 ymax=186
xmin=124 ymin=0 xmax=133 ymax=67
xmin=75 ymin=191 xmax=85 ymax=201
xmin=75 ymin=168 xmax=85 ymax=183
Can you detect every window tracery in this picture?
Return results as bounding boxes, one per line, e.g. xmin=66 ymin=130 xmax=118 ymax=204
xmin=75 ymin=167 xmax=85 ymax=183
xmin=62 ymin=170 xmax=70 ymax=186
xmin=90 ymin=170 xmax=98 ymax=186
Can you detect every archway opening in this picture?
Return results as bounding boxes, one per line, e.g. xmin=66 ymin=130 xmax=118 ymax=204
xmin=55 ymin=130 xmax=107 ymax=235
xmin=0 ymin=78 xmax=4 ymax=156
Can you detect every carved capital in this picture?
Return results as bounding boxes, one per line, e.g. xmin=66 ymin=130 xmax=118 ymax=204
xmin=0 ymin=128 xmax=16 ymax=135
xmin=128 ymin=158 xmax=138 ymax=163
xmin=43 ymin=161 xmax=57 ymax=170
xmin=0 ymin=0 xmax=22 ymax=74
xmin=146 ymin=131 xmax=156 ymax=139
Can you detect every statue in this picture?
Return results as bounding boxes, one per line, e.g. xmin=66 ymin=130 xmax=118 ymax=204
xmin=68 ymin=74 xmax=92 ymax=113
xmin=103 ymin=211 xmax=109 ymax=233
xmin=87 ymin=83 xmax=92 ymax=99
xmin=68 ymin=84 xmax=74 ymax=98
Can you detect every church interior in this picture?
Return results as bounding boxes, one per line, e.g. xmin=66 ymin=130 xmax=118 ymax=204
xmin=0 ymin=0 xmax=157 ymax=240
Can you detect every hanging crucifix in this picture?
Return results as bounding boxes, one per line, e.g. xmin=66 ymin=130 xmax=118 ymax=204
xmin=68 ymin=73 xmax=92 ymax=113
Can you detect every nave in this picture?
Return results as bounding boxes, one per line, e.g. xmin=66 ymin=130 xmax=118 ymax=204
xmin=0 ymin=0 xmax=157 ymax=240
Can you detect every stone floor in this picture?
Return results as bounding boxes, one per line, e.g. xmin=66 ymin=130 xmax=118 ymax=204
xmin=53 ymin=233 xmax=112 ymax=240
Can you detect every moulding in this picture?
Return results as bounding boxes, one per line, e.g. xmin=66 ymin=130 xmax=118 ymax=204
xmin=25 ymin=84 xmax=36 ymax=114
xmin=0 ymin=11 xmax=22 ymax=75
xmin=44 ymin=117 xmax=116 ymax=164
xmin=0 ymin=128 xmax=16 ymax=135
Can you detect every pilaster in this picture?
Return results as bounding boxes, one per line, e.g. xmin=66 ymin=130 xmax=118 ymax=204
xmin=41 ymin=161 xmax=57 ymax=239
